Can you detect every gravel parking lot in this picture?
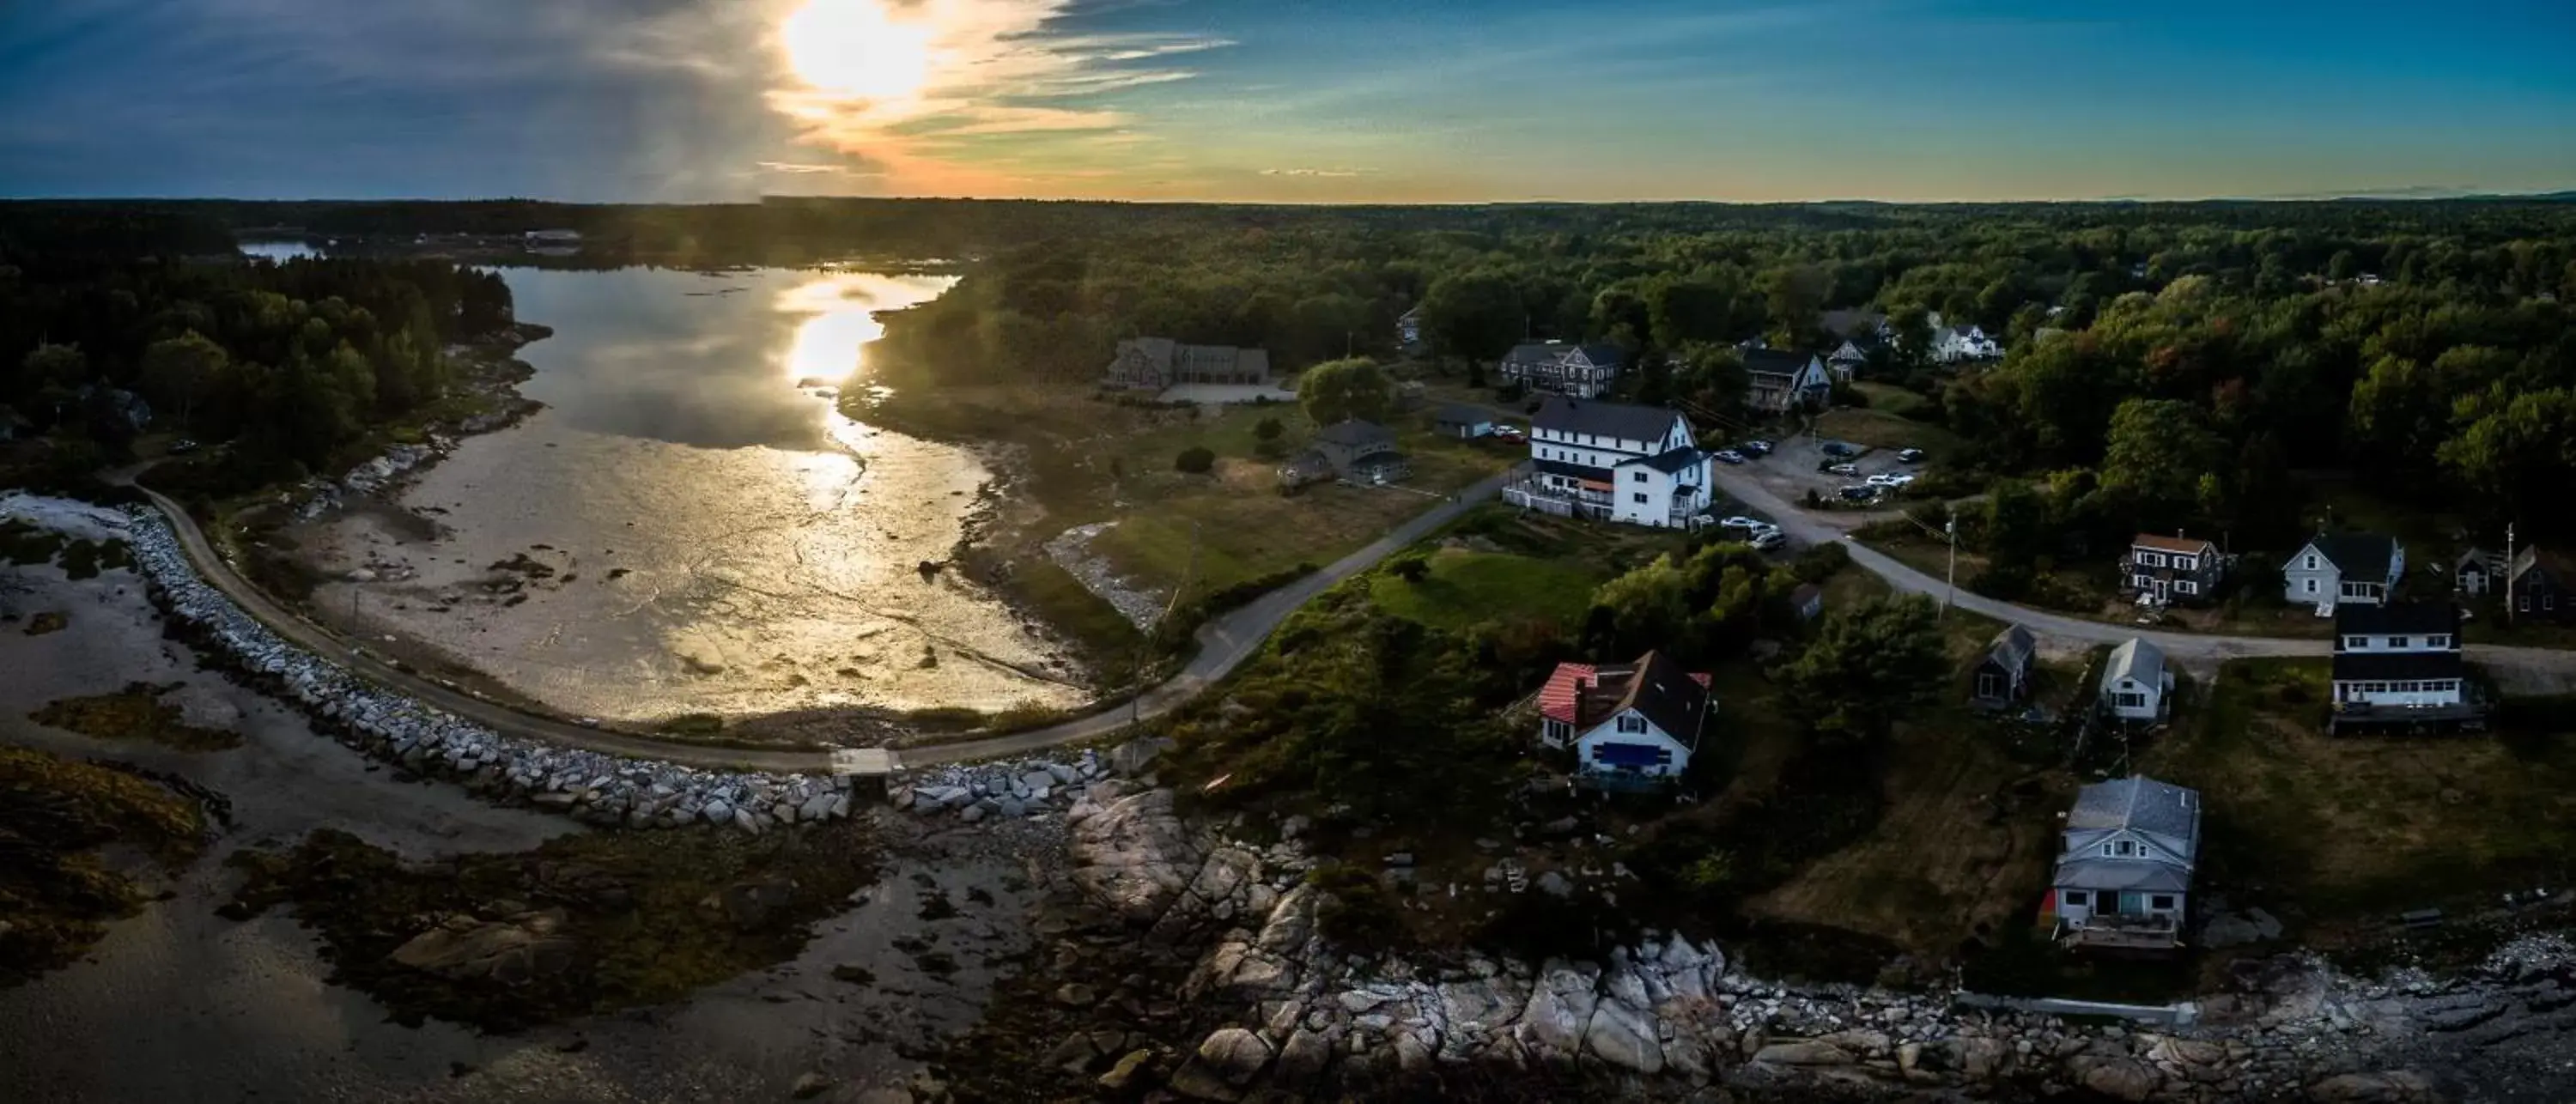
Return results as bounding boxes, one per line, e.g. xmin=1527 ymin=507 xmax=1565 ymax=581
xmin=1727 ymin=432 xmax=1922 ymax=504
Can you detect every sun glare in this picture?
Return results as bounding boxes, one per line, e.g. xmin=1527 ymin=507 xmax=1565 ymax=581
xmin=779 ymin=0 xmax=936 ymax=104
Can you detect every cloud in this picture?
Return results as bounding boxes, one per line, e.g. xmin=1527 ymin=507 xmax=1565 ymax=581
xmin=756 ymin=0 xmax=1234 ymax=191
xmin=1260 ymin=167 xmax=1370 ymax=179
xmin=756 ymin=160 xmax=884 ymax=176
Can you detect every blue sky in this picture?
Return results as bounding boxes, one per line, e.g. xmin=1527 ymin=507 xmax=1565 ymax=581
xmin=3 ymin=0 xmax=2573 ymax=202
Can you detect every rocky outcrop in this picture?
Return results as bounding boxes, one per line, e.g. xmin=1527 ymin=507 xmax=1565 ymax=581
xmin=1062 ymin=780 xmax=2576 ymax=1101
xmin=388 ymin=908 xmax=577 ymax=985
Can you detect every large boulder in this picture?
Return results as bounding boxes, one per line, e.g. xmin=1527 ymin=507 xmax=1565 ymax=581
xmin=1067 ymin=785 xmax=1206 ymax=925
xmin=2065 ymin=1054 xmax=2161 ymax=1102
xmin=2306 ymin=1071 xmax=2439 ymax=1103
xmin=1751 ymin=1040 xmax=1854 ymax=1067
xmin=1169 ymin=1028 xmax=1272 ymax=1100
xmin=387 ymin=908 xmax=577 ymax=985
xmin=1513 ymin=961 xmax=1600 ymax=1061
xmin=1582 ymin=994 xmax=1664 ymax=1075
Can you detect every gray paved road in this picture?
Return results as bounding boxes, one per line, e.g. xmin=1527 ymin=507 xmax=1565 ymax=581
xmin=1710 ymin=465 xmax=2576 ymax=676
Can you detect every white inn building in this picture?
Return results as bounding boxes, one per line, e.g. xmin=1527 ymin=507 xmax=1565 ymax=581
xmin=1503 ymin=397 xmax=1714 ymax=528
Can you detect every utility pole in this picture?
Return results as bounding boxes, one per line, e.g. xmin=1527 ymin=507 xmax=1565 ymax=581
xmin=2506 ymin=520 xmax=2517 ymax=626
xmin=1133 ymin=520 xmax=1203 ymax=731
xmin=1945 ymin=511 xmax=1958 ymax=615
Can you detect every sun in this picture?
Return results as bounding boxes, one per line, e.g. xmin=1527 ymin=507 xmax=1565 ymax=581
xmin=779 ymin=0 xmax=936 ymax=104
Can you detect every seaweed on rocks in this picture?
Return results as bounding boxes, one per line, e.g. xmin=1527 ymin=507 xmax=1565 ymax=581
xmin=0 ymin=745 xmax=208 ymax=986
xmin=30 ymin=682 xmax=244 ymax=751
xmin=220 ymin=817 xmax=884 ymax=1032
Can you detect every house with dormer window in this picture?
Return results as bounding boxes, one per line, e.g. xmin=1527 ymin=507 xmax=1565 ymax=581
xmin=1502 ymin=397 xmax=1714 ymax=528
xmin=1534 ymin=651 xmax=1716 ymax=786
xmin=2283 ymin=532 xmax=2404 ymax=612
xmin=2050 ymin=776 xmax=2201 ymax=949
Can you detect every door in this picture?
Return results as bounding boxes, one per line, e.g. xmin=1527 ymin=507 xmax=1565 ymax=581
xmin=2150 ymin=578 xmax=2169 ymax=601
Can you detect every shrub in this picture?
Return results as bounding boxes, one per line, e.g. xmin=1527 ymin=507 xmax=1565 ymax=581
xmin=1174 ymin=446 xmax=1216 ymax=474
xmin=1255 ymin=417 xmax=1285 ymax=441
xmin=1790 ymin=541 xmax=1851 ymax=583
xmin=1804 ymin=488 xmax=1824 ymax=508
xmin=1387 ymin=555 xmax=1431 ymax=583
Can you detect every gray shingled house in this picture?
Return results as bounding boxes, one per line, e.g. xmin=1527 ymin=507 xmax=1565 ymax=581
xmin=2050 ymin=775 xmax=2202 ymax=949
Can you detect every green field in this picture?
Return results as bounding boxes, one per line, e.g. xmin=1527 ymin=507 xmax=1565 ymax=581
xmin=1818 ymin=407 xmax=1965 ymax=462
xmin=1367 ymin=547 xmax=1608 ymax=630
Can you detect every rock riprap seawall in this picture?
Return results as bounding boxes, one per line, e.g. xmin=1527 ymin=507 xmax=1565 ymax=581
xmin=113 ymin=502 xmax=860 ymax=831
xmin=1063 ymin=778 xmax=2574 ymax=1103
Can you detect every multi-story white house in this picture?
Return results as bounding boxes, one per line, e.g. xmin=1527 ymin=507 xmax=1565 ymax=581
xmin=1504 ymin=397 xmax=1714 ymax=528
xmin=2283 ymin=533 xmax=2404 ymax=612
xmin=2329 ymin=602 xmax=2483 ymax=733
xmin=1923 ymin=312 xmax=2003 ymax=364
xmin=1534 ymin=651 xmax=1715 ymax=786
xmin=2050 ymin=776 xmax=2201 ymax=950
xmin=2099 ymin=637 xmax=2172 ymax=723
xmin=1498 ymin=342 xmax=1628 ymax=399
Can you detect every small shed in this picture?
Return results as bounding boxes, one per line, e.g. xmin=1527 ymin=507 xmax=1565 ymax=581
xmin=2456 ymin=547 xmax=2499 ymax=596
xmin=2100 ymin=638 xmax=2173 ymax=723
xmin=1434 ymin=403 xmax=1494 ymax=440
xmin=1973 ymin=623 xmax=2037 ymax=709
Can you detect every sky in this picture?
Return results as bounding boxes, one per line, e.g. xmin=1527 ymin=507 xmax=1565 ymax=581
xmin=3 ymin=0 xmax=2574 ymax=203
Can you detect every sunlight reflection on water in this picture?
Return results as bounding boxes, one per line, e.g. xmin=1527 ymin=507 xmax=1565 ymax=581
xmin=301 ymin=266 xmax=1084 ymax=724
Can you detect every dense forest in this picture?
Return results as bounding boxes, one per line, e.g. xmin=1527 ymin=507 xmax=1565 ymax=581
xmin=8 ymin=197 xmax=2576 ymax=541
xmin=0 ymin=206 xmax=515 ymax=486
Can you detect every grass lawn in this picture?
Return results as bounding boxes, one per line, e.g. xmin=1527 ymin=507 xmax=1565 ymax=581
xmin=1819 ymin=408 xmax=1965 ymax=463
xmin=1850 ymin=382 xmax=1932 ymax=419
xmin=1367 ymin=547 xmax=1607 ymax=631
xmin=2141 ymin=658 xmax=2576 ymax=939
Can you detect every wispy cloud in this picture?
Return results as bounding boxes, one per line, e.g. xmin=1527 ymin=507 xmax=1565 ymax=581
xmin=1260 ymin=167 xmax=1370 ymax=179
xmin=755 ymin=0 xmax=1233 ymax=191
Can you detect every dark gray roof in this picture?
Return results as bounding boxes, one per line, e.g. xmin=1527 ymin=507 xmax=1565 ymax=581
xmin=1625 ymin=448 xmax=1705 ymax=475
xmin=2305 ymin=533 xmax=2399 ymax=581
xmin=1571 ymin=343 xmax=1628 ymax=367
xmin=2334 ymin=602 xmax=2459 ymax=640
xmin=1532 ymin=397 xmax=1686 ymax=442
xmin=1313 ymin=419 xmax=1394 ymax=448
xmin=1434 ymin=403 xmax=1489 ymax=426
xmin=1985 ymin=624 xmax=2037 ymax=673
xmin=1592 ymin=650 xmax=1710 ymax=746
xmin=1503 ymin=341 xmax=1568 ymax=365
xmin=2052 ymin=859 xmax=2193 ymax=893
xmin=2332 ymin=652 xmax=2468 ymax=682
xmin=2102 ymin=638 xmax=2166 ymax=689
xmin=1741 ymin=348 xmax=1820 ymax=376
xmin=1534 ymin=458 xmax=1613 ymax=483
xmin=2067 ymin=776 xmax=2201 ymax=852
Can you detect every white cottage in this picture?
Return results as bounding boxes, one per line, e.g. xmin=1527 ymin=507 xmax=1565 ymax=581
xmin=2329 ymin=602 xmax=2482 ymax=732
xmin=2050 ymin=776 xmax=2201 ymax=949
xmin=2099 ymin=637 xmax=2172 ymax=723
xmin=1534 ymin=651 xmax=1715 ymax=785
xmin=2282 ymin=532 xmax=2404 ymax=611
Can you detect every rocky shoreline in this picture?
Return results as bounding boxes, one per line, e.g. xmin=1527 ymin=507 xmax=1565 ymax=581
xmin=1016 ymin=779 xmax=2576 ymax=1103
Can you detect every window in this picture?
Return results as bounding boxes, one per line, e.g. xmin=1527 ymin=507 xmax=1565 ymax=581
xmin=2306 ymin=554 xmax=2319 ymax=570
xmin=1631 ymin=493 xmax=1648 ymax=504
xmin=2116 ymin=692 xmax=2147 ymax=708
xmin=1617 ymin=715 xmax=1646 ymax=733
xmin=2133 ymin=573 xmax=2153 ymax=589
xmin=2389 ymin=636 xmax=2409 ymax=649
xmin=1631 ymin=470 xmax=1647 ymax=482
xmin=2306 ymin=579 xmax=2319 ymax=595
xmin=2344 ymin=636 xmax=2366 ymax=649
xmin=2099 ymin=843 xmax=2113 ymax=857
xmin=2138 ymin=551 xmax=2165 ymax=567
xmin=2429 ymin=634 xmax=2450 ymax=648
xmin=2062 ymin=890 xmax=2089 ymax=908
xmin=2521 ymin=594 xmax=2533 ymax=612
xmin=2175 ymin=556 xmax=2196 ymax=570
xmin=2151 ymin=895 xmax=2176 ymax=911
xmin=2176 ymin=580 xmax=2197 ymax=595
xmin=2116 ymin=840 xmax=2134 ymax=856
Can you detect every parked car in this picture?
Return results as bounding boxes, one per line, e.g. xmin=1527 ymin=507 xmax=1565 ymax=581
xmin=1838 ymin=485 xmax=1878 ymax=501
xmin=1896 ymin=447 xmax=1926 ymax=463
xmin=1820 ymin=441 xmax=1857 ymax=458
xmin=1718 ymin=515 xmax=1765 ymax=531
xmin=168 ymin=438 xmax=200 ymax=454
xmin=1744 ymin=440 xmax=1773 ymax=455
xmin=1880 ymin=472 xmax=1917 ymax=486
xmin=1828 ymin=463 xmax=1860 ymax=476
xmin=1749 ymin=529 xmax=1789 ymax=551
xmin=1714 ymin=449 xmax=1746 ymax=464
xmin=1493 ymin=426 xmax=1526 ymax=442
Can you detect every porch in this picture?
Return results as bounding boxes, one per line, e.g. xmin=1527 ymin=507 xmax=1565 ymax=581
xmin=2061 ymin=913 xmax=2182 ymax=950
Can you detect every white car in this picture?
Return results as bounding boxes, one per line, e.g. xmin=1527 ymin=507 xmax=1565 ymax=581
xmin=1749 ymin=529 xmax=1789 ymax=551
xmin=1718 ymin=515 xmax=1765 ymax=531
xmin=1866 ymin=473 xmax=1904 ymax=488
xmin=1713 ymin=450 xmax=1747 ymax=464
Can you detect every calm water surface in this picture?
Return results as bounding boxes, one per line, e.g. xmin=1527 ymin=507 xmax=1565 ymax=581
xmin=305 ymin=267 xmax=1082 ymax=723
